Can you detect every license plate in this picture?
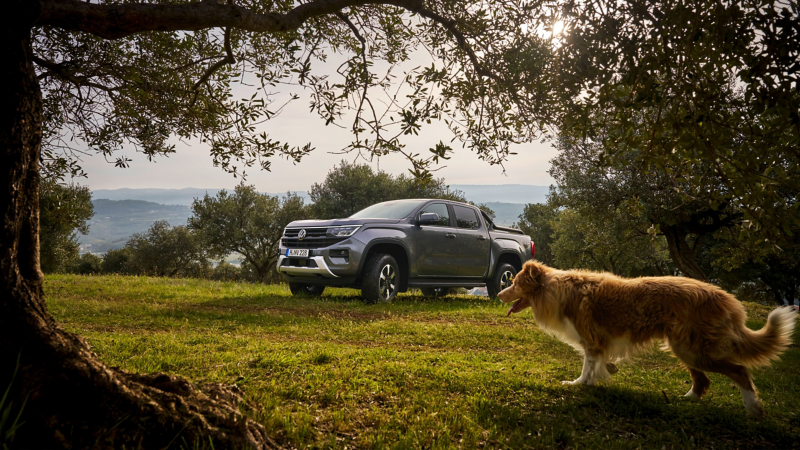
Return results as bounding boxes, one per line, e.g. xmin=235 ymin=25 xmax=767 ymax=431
xmin=286 ymin=249 xmax=309 ymax=258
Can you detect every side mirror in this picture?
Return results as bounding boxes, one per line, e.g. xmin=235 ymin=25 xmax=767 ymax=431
xmin=418 ymin=212 xmax=440 ymax=225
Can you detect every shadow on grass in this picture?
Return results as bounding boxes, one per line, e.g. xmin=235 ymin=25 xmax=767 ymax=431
xmin=469 ymin=383 xmax=798 ymax=449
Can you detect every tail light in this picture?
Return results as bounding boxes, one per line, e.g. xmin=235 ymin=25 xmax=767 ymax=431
xmin=531 ymin=241 xmax=536 ymax=259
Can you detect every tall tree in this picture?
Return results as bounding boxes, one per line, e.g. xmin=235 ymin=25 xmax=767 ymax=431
xmin=308 ymin=160 xmax=467 ymax=219
xmin=125 ymin=220 xmax=208 ymax=277
xmin=39 ymin=179 xmax=94 ymax=273
xmin=554 ymin=0 xmax=800 ymax=245
xmin=6 ymin=2 xmax=557 ymax=446
xmin=549 ymin=130 xmax=740 ymax=280
xmin=189 ymin=185 xmax=307 ymax=282
xmin=515 ymin=202 xmax=558 ymax=266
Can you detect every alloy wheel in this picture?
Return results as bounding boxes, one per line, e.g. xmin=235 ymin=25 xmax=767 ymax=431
xmin=379 ymin=264 xmax=397 ymax=300
xmin=500 ymin=270 xmax=514 ymax=290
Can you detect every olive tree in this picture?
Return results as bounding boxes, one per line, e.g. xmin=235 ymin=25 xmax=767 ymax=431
xmin=5 ymin=2 xmax=558 ymax=446
xmin=309 ymin=159 xmax=467 ymax=219
xmin=189 ymin=185 xmax=307 ymax=282
xmin=125 ymin=220 xmax=208 ymax=277
xmin=39 ymin=179 xmax=94 ymax=273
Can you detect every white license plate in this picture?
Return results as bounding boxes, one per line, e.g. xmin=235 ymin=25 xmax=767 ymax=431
xmin=286 ymin=249 xmax=309 ymax=258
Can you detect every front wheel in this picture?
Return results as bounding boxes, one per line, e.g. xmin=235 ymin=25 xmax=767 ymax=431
xmin=487 ymin=263 xmax=516 ymax=299
xmin=289 ymin=283 xmax=326 ymax=297
xmin=361 ymin=254 xmax=400 ymax=304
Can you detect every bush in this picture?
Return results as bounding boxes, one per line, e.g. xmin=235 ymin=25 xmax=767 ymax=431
xmin=101 ymin=248 xmax=132 ymax=274
xmin=69 ymin=253 xmax=102 ymax=275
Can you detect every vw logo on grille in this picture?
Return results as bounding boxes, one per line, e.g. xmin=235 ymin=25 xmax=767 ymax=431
xmin=298 ymin=229 xmax=307 ymax=240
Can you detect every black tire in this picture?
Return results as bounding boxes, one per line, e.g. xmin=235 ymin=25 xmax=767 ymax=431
xmin=361 ymin=254 xmax=400 ymax=304
xmin=487 ymin=263 xmax=517 ymax=299
xmin=289 ymin=282 xmax=326 ymax=297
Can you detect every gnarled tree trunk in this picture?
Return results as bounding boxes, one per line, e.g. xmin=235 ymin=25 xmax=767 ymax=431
xmin=661 ymin=224 xmax=707 ymax=281
xmin=0 ymin=18 xmax=274 ymax=450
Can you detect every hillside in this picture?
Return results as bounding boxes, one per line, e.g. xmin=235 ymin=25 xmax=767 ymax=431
xmin=79 ymin=199 xmax=192 ymax=253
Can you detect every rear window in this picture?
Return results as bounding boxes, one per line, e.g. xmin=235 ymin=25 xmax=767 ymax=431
xmin=453 ymin=205 xmax=481 ymax=230
xmin=350 ymin=200 xmax=426 ymax=219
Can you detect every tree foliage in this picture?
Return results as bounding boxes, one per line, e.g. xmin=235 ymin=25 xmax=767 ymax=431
xmin=515 ymin=202 xmax=557 ymax=266
xmin=549 ymin=130 xmax=740 ymax=280
xmin=124 ymin=220 xmax=207 ymax=277
xmin=34 ymin=0 xmax=556 ymax=181
xmin=189 ymin=184 xmax=307 ymax=282
xmin=308 ymin=159 xmax=467 ymax=219
xmin=555 ymin=0 xmax=800 ymax=244
xmin=39 ymin=179 xmax=94 ymax=273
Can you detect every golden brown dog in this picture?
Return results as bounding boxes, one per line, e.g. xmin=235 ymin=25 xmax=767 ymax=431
xmin=498 ymin=261 xmax=797 ymax=417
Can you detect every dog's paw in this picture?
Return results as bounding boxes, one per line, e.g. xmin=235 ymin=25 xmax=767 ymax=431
xmin=562 ymin=379 xmax=588 ymax=385
xmin=561 ymin=380 xmax=576 ymax=385
xmin=684 ymin=389 xmax=701 ymax=400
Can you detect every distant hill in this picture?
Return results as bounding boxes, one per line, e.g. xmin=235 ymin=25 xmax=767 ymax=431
xmin=79 ymin=199 xmax=192 ymax=253
xmin=91 ymin=187 xmax=311 ymax=206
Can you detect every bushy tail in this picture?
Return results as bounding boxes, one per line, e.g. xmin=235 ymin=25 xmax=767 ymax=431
xmin=736 ymin=306 xmax=797 ymax=367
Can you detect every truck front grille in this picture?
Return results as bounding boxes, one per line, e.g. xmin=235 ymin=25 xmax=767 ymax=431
xmin=282 ymin=227 xmax=346 ymax=249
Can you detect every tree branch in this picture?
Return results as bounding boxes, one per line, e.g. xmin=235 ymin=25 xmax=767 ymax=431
xmin=36 ymin=0 xmax=423 ymax=40
xmin=192 ymin=26 xmax=235 ymax=92
xmin=32 ymin=55 xmax=116 ymax=92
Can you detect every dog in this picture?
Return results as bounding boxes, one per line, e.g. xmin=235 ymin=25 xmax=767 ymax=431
xmin=498 ymin=261 xmax=797 ymax=417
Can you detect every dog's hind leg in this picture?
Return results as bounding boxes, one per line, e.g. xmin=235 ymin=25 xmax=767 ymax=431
xmin=706 ymin=361 xmax=764 ymax=418
xmin=684 ymin=368 xmax=711 ymax=399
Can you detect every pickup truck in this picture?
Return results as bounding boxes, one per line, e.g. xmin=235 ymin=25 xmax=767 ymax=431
xmin=277 ymin=199 xmax=534 ymax=302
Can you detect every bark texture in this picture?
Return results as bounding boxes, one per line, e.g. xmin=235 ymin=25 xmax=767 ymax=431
xmin=661 ymin=224 xmax=707 ymax=281
xmin=1 ymin=12 xmax=275 ymax=450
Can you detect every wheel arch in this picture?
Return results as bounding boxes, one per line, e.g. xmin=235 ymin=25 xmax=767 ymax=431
xmin=496 ymin=252 xmax=523 ymax=273
xmin=359 ymin=241 xmax=410 ymax=292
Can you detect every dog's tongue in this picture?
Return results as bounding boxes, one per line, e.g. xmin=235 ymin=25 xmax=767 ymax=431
xmin=506 ymin=299 xmax=525 ymax=317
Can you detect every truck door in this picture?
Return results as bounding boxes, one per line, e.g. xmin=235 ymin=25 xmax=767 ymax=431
xmin=414 ymin=202 xmax=459 ymax=277
xmin=452 ymin=205 xmax=491 ymax=277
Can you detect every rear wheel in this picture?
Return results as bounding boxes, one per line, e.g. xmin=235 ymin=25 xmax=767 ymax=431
xmin=289 ymin=283 xmax=326 ymax=297
xmin=361 ymin=254 xmax=400 ymax=303
xmin=487 ymin=263 xmax=516 ymax=299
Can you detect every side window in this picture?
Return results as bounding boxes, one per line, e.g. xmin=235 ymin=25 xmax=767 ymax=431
xmin=419 ymin=203 xmax=450 ymax=227
xmin=453 ymin=205 xmax=480 ymax=230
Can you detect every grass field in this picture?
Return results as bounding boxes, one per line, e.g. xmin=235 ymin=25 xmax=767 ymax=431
xmin=45 ymin=275 xmax=800 ymax=449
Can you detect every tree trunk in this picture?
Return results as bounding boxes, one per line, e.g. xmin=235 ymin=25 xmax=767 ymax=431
xmin=661 ymin=224 xmax=707 ymax=281
xmin=1 ymin=20 xmax=274 ymax=449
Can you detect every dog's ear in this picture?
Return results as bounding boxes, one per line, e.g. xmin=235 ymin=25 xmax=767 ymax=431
xmin=516 ymin=261 xmax=547 ymax=289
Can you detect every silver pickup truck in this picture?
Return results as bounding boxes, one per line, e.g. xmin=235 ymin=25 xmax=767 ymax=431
xmin=277 ymin=199 xmax=534 ymax=302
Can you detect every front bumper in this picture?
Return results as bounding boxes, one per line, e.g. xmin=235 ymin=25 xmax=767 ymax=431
xmin=276 ymin=255 xmax=339 ymax=278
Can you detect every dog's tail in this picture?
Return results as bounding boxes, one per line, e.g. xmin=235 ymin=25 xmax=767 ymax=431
xmin=736 ymin=306 xmax=797 ymax=367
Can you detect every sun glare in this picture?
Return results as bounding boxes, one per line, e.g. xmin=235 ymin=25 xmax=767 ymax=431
xmin=552 ymin=20 xmax=565 ymax=36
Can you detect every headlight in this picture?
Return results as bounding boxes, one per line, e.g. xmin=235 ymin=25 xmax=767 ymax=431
xmin=326 ymin=226 xmax=361 ymax=237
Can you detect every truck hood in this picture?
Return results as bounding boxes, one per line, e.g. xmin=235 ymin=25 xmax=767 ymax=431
xmin=285 ymin=218 xmax=402 ymax=228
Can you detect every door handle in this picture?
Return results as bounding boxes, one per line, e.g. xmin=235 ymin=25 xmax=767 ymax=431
xmin=477 ymin=236 xmax=487 ymax=241
xmin=445 ymin=233 xmax=457 ymax=239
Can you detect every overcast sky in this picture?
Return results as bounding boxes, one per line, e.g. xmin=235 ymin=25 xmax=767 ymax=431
xmin=74 ymin=41 xmax=559 ymax=193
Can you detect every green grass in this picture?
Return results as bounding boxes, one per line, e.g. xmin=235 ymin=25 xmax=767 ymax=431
xmin=45 ymin=275 xmax=800 ymax=449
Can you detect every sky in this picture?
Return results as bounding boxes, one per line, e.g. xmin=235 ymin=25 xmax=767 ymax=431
xmin=71 ymin=29 xmax=561 ymax=193
xmin=77 ymin=112 xmax=558 ymax=192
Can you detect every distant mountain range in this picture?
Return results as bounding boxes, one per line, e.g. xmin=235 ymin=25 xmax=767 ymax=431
xmin=90 ymin=187 xmax=312 ymax=205
xmin=82 ymin=185 xmax=550 ymax=253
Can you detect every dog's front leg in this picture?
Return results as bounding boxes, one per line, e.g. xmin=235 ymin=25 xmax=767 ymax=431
xmin=563 ymin=348 xmax=607 ymax=386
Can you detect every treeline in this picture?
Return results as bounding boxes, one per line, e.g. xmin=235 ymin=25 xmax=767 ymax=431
xmin=44 ymin=160 xmax=486 ymax=282
xmin=514 ymin=134 xmax=800 ymax=307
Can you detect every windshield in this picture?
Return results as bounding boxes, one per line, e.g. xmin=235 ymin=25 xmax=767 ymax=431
xmin=350 ymin=200 xmax=426 ymax=219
